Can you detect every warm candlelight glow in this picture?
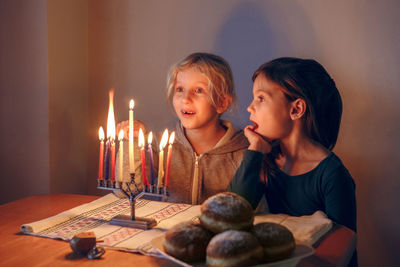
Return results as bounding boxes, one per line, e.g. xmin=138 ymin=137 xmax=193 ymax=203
xmin=107 ymin=90 xmax=116 ymax=140
xmin=168 ymin=131 xmax=175 ymax=145
xmin=159 ymin=129 xmax=169 ymax=150
xmin=147 ymin=131 xmax=153 ymax=144
xmin=99 ymin=127 xmax=105 ymax=141
xmin=165 ymin=131 xmax=175 ymax=188
xmin=129 ymin=99 xmax=135 ymax=110
xmin=138 ymin=128 xmax=145 ymax=148
xmin=157 ymin=129 xmax=169 ymax=188
xmin=118 ymin=129 xmax=124 ymax=141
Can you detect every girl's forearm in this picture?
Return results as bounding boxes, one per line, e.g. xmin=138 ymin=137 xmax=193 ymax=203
xmin=228 ymin=150 xmax=265 ymax=209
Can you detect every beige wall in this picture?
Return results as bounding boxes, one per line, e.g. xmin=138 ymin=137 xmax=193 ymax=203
xmin=47 ymin=0 xmax=88 ymax=194
xmin=0 ymin=0 xmax=50 ymax=203
xmin=1 ymin=0 xmax=399 ymax=266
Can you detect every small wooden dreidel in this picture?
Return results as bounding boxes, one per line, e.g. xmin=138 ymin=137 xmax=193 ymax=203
xmin=70 ymin=232 xmax=97 ymax=255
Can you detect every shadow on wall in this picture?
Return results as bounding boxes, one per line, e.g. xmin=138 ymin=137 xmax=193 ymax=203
xmin=213 ymin=1 xmax=315 ymax=129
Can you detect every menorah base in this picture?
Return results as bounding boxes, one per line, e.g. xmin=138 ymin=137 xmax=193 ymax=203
xmin=109 ymin=215 xmax=157 ymax=229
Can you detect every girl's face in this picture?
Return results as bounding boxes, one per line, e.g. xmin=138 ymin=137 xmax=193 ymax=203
xmin=173 ymin=67 xmax=222 ymax=131
xmin=248 ymin=75 xmax=293 ymax=141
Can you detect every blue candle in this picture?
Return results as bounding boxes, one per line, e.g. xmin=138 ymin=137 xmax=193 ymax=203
xmin=104 ymin=139 xmax=111 ymax=179
xmin=147 ymin=132 xmax=154 ymax=185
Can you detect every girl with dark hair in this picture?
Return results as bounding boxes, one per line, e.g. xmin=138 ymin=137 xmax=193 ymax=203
xmin=228 ymin=57 xmax=356 ymax=232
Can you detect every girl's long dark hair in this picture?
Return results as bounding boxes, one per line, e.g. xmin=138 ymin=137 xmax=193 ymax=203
xmin=253 ymin=57 xmax=342 ymax=178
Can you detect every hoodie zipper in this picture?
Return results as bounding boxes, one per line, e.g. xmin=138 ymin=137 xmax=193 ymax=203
xmin=191 ymin=153 xmax=201 ymax=205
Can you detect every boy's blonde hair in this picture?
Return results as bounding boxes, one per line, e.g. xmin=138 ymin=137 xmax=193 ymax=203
xmin=166 ymin=52 xmax=236 ymax=112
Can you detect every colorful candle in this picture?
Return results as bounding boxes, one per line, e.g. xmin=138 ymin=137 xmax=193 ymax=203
xmin=147 ymin=132 xmax=154 ymax=186
xmin=106 ymin=89 xmax=116 ymax=181
xmin=157 ymin=129 xmax=169 ymax=188
xmin=165 ymin=131 xmax=175 ymax=188
xmin=98 ymin=127 xmax=105 ymax=179
xmin=138 ymin=128 xmax=148 ymax=187
xmin=111 ymin=139 xmax=115 ymax=181
xmin=118 ymin=130 xmax=124 ymax=182
xmin=129 ymin=99 xmax=135 ymax=173
xmin=104 ymin=139 xmax=110 ymax=179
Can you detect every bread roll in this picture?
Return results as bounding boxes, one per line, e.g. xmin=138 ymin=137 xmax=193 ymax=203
xmin=252 ymin=222 xmax=295 ymax=262
xmin=163 ymin=221 xmax=213 ymax=262
xmin=206 ymin=230 xmax=263 ymax=267
xmin=200 ymin=192 xmax=254 ymax=233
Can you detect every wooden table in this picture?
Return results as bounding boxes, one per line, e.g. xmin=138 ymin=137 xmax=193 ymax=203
xmin=0 ymin=194 xmax=356 ymax=266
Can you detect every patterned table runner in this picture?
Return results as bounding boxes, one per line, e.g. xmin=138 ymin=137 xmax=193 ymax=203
xmin=21 ymin=193 xmax=332 ymax=255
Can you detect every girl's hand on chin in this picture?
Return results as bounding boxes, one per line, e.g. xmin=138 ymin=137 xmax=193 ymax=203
xmin=244 ymin=126 xmax=272 ymax=154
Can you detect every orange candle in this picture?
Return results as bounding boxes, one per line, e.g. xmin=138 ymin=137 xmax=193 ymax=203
xmin=165 ymin=132 xmax=175 ymax=188
xmin=98 ymin=127 xmax=105 ymax=179
xmin=138 ymin=128 xmax=148 ymax=186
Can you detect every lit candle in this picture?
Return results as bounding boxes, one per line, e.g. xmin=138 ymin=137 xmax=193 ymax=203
xmin=147 ymin=132 xmax=154 ymax=187
xmin=118 ymin=129 xmax=124 ymax=182
xmin=111 ymin=139 xmax=116 ymax=181
xmin=157 ymin=129 xmax=169 ymax=188
xmin=138 ymin=128 xmax=148 ymax=187
xmin=107 ymin=89 xmax=116 ymax=181
xmin=165 ymin=131 xmax=175 ymax=188
xmin=129 ymin=99 xmax=135 ymax=174
xmin=104 ymin=140 xmax=110 ymax=179
xmin=98 ymin=127 xmax=105 ymax=179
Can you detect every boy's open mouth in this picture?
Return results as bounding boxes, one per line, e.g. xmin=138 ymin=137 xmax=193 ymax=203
xmin=181 ymin=109 xmax=195 ymax=116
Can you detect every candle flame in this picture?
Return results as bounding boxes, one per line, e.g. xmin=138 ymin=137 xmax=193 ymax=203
xmin=169 ymin=131 xmax=175 ymax=145
xmin=129 ymin=99 xmax=135 ymax=110
xmin=99 ymin=127 xmax=105 ymax=141
xmin=118 ymin=129 xmax=124 ymax=141
xmin=107 ymin=89 xmax=116 ymax=140
xmin=148 ymin=131 xmax=153 ymax=144
xmin=138 ymin=128 xmax=145 ymax=148
xmin=160 ymin=129 xmax=169 ymax=150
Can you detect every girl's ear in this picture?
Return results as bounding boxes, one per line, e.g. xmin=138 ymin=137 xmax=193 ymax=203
xmin=216 ymin=95 xmax=232 ymax=114
xmin=290 ymin=98 xmax=306 ymax=120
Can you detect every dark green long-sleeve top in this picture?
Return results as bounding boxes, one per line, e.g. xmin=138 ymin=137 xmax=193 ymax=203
xmin=228 ymin=150 xmax=357 ymax=232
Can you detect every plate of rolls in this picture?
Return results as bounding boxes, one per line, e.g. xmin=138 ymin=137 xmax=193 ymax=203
xmin=151 ymin=192 xmax=314 ymax=267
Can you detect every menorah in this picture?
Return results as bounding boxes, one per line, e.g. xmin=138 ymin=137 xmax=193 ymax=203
xmin=97 ymin=174 xmax=168 ymax=229
xmin=97 ymin=90 xmax=173 ymax=229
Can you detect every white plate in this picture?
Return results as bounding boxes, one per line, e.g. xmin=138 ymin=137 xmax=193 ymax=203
xmin=150 ymin=235 xmax=314 ymax=267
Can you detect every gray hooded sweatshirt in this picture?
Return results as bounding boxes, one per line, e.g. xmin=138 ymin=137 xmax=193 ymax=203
xmin=166 ymin=120 xmax=249 ymax=204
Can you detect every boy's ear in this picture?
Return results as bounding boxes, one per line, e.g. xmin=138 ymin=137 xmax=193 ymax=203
xmin=290 ymin=98 xmax=306 ymax=120
xmin=216 ymin=96 xmax=232 ymax=114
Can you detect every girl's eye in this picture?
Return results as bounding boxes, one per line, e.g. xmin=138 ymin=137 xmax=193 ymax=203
xmin=195 ymin=88 xmax=203 ymax=94
xmin=257 ymin=95 xmax=265 ymax=102
xmin=175 ymin=87 xmax=183 ymax=93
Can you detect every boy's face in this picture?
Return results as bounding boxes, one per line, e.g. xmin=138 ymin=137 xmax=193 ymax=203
xmin=247 ymin=75 xmax=293 ymax=141
xmin=173 ymin=68 xmax=221 ymax=131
